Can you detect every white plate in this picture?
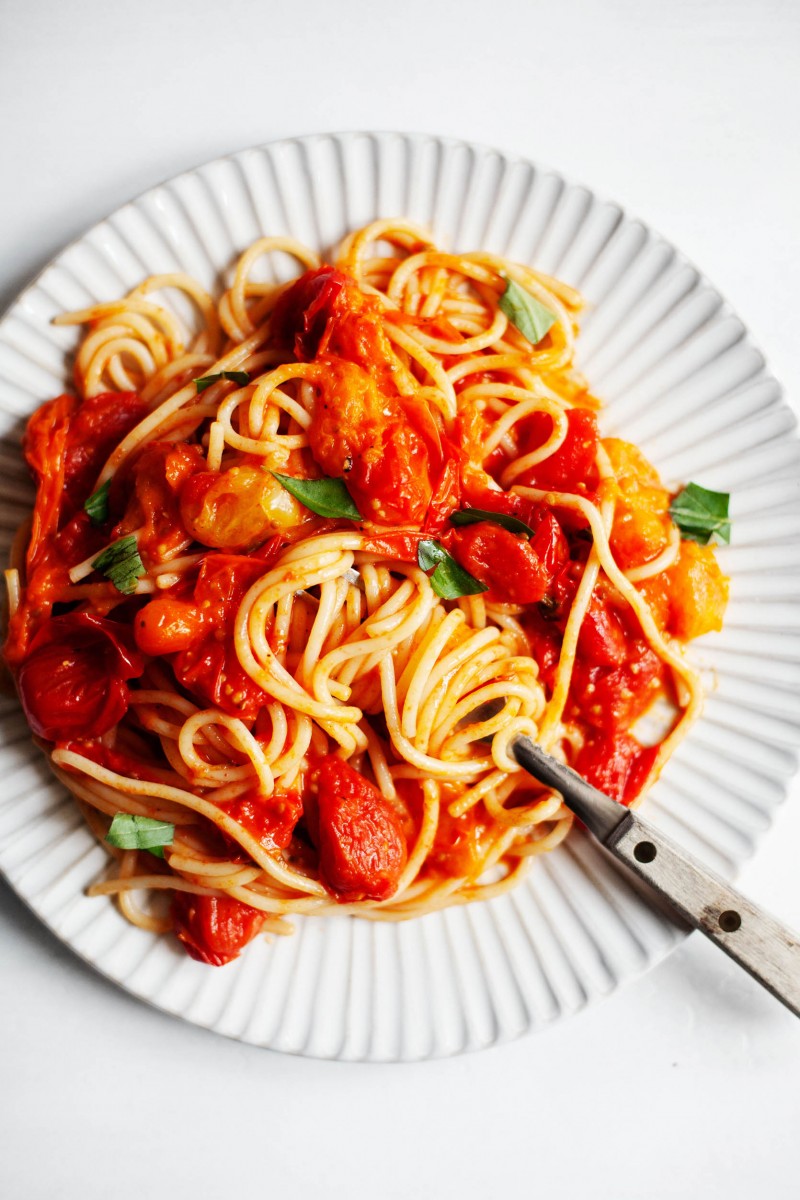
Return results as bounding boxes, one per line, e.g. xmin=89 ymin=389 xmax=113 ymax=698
xmin=1 ymin=132 xmax=798 ymax=1061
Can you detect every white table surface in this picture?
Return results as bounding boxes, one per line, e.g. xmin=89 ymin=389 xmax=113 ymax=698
xmin=1 ymin=1 xmax=799 ymax=1196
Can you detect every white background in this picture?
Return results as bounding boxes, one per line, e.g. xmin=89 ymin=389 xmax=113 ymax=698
xmin=1 ymin=1 xmax=799 ymax=1197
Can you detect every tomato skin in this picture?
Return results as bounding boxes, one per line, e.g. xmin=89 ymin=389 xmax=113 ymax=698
xmin=453 ymin=515 xmax=568 ymax=605
xmin=360 ymin=530 xmax=429 ymax=562
xmin=577 ymin=600 xmax=628 ymax=666
xmin=171 ymin=893 xmax=264 ymax=966
xmin=576 ymin=733 xmax=659 ymax=804
xmin=425 ymin=804 xmax=496 ymax=880
xmin=221 ymin=788 xmax=304 ymax=853
xmin=271 ymin=266 xmax=348 ymax=359
xmin=61 ymin=391 xmax=147 ymax=507
xmin=423 ymin=452 xmax=461 ymax=535
xmin=570 ymin=642 xmax=662 ymax=734
xmin=114 ymin=442 xmax=204 ymax=561
xmin=314 ymin=756 xmax=407 ymax=902
xmin=163 ymin=555 xmax=274 ymax=719
xmin=517 ymin=408 xmax=599 ymax=492
xmin=17 ymin=613 xmax=143 ymax=741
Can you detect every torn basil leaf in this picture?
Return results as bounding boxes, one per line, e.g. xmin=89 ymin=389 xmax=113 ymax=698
xmin=106 ymin=813 xmax=174 ymax=857
xmin=84 ymin=478 xmax=111 ymax=526
xmin=669 ymin=483 xmax=731 ymax=546
xmin=417 ymin=538 xmax=488 ymax=599
xmin=195 ymin=370 xmax=251 ymax=393
xmin=499 ymin=277 xmax=557 ymax=346
xmin=91 ymin=535 xmax=145 ymax=595
xmin=272 ymin=472 xmax=362 ymax=520
xmin=450 ymin=507 xmax=534 ymax=538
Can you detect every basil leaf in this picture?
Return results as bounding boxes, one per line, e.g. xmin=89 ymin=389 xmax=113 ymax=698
xmin=92 ymin=535 xmax=145 ymax=595
xmin=106 ymin=813 xmax=174 ymax=857
xmin=499 ymin=277 xmax=557 ymax=346
xmin=195 ymin=370 xmax=251 ymax=393
xmin=450 ymin=507 xmax=534 ymax=538
xmin=272 ymin=472 xmax=362 ymax=520
xmin=669 ymin=483 xmax=731 ymax=546
xmin=417 ymin=538 xmax=488 ymax=599
xmin=84 ymin=479 xmax=111 ymax=526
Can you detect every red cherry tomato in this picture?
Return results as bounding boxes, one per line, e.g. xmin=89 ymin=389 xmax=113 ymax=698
xmin=17 ymin=613 xmax=143 ymax=741
xmin=517 ymin=407 xmax=599 ymax=492
xmin=577 ymin=599 xmax=629 ymax=666
xmin=62 ymin=391 xmax=147 ymax=507
xmin=171 ymin=893 xmax=264 ymax=966
xmin=114 ymin=442 xmax=204 ymax=560
xmin=360 ymin=530 xmax=428 ymax=562
xmin=576 ymin=732 xmax=659 ymax=804
xmin=270 ymin=265 xmax=349 ymax=359
xmin=221 ymin=788 xmax=304 ymax=853
xmin=167 ymin=553 xmax=278 ymax=720
xmin=453 ymin=513 xmax=568 ymax=605
xmin=423 ymin=452 xmax=461 ymax=535
xmin=314 ymin=756 xmax=407 ymax=902
xmin=570 ymin=642 xmax=662 ymax=734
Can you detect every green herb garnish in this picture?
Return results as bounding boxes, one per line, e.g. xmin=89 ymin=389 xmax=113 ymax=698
xmin=84 ymin=479 xmax=111 ymax=526
xmin=669 ymin=483 xmax=731 ymax=546
xmin=106 ymin=813 xmax=174 ymax=858
xmin=92 ymin=535 xmax=145 ymax=595
xmin=450 ymin=507 xmax=535 ymax=538
xmin=195 ymin=370 xmax=251 ymax=393
xmin=417 ymin=539 xmax=488 ymax=599
xmin=499 ymin=277 xmax=557 ymax=346
xmin=271 ymin=472 xmax=363 ymax=520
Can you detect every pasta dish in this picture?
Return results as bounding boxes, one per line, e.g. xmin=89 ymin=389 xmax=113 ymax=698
xmin=1 ymin=220 xmax=729 ymax=965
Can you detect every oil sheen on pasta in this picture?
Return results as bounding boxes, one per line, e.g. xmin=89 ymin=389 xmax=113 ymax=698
xmin=2 ymin=220 xmax=728 ymax=966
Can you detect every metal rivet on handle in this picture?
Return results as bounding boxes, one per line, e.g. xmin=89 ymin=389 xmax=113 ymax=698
xmin=633 ymin=841 xmax=657 ymax=863
xmin=719 ymin=910 xmax=742 ymax=932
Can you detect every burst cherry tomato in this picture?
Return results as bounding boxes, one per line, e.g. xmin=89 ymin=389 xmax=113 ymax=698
xmin=453 ymin=512 xmax=568 ymax=605
xmin=139 ymin=553 xmax=279 ymax=720
xmin=314 ymin=756 xmax=407 ymax=902
xmin=17 ymin=612 xmax=143 ymax=741
xmin=62 ymin=391 xmax=147 ymax=507
xmin=171 ymin=893 xmax=264 ymax=966
xmin=270 ymin=265 xmax=349 ymax=359
xmin=576 ymin=732 xmax=659 ymax=804
xmin=221 ymin=788 xmax=304 ymax=853
xmin=517 ymin=407 xmax=599 ymax=492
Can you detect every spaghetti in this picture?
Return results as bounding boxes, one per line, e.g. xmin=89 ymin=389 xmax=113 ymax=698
xmin=2 ymin=220 xmax=729 ymax=965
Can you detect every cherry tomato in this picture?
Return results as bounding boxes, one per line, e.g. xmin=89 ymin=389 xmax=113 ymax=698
xmin=62 ymin=391 xmax=147 ymax=507
xmin=221 ymin=788 xmax=304 ymax=853
xmin=17 ymin=613 xmax=143 ymax=741
xmin=360 ymin=531 xmax=428 ymax=562
xmin=270 ymin=265 xmax=349 ymax=359
xmin=423 ymin=453 xmax=461 ymax=535
xmin=168 ymin=553 xmax=277 ymax=719
xmin=314 ymin=756 xmax=407 ymax=902
xmin=306 ymin=357 xmax=433 ymax=525
xmin=180 ymin=463 xmax=303 ymax=551
xmin=171 ymin=893 xmax=264 ymax=966
xmin=453 ymin=514 xmax=568 ymax=605
xmin=425 ymin=804 xmax=497 ymax=880
xmin=577 ymin=599 xmax=628 ymax=666
xmin=576 ymin=732 xmax=659 ymax=804
xmin=22 ymin=395 xmax=78 ymax=561
xmin=517 ymin=407 xmax=599 ymax=492
xmin=570 ymin=642 xmax=662 ymax=734
xmin=134 ymin=597 xmax=208 ymax=656
xmin=114 ymin=442 xmax=204 ymax=560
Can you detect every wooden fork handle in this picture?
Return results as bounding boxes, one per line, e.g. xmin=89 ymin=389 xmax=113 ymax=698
xmin=608 ymin=811 xmax=800 ymax=1017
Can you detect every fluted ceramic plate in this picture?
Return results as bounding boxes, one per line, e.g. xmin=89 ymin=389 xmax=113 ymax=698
xmin=0 ymin=132 xmax=798 ymax=1060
